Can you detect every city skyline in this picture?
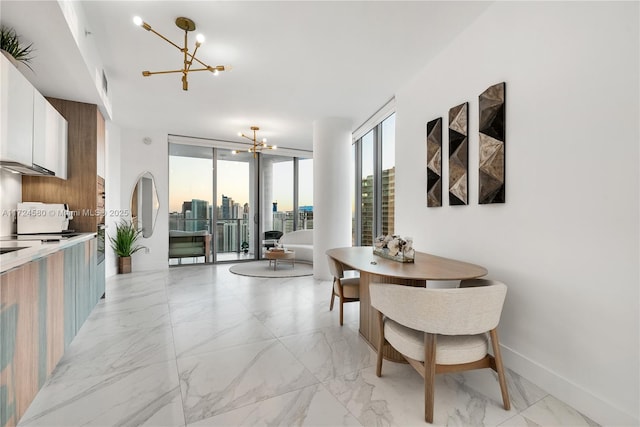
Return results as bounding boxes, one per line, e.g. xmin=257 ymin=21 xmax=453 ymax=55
xmin=169 ymin=157 xmax=313 ymax=213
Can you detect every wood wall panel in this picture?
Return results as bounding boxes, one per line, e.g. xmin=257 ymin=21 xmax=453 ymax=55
xmin=22 ymin=99 xmax=104 ymax=233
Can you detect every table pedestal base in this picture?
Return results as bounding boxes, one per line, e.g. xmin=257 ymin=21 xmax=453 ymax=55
xmin=359 ymin=271 xmax=425 ymax=363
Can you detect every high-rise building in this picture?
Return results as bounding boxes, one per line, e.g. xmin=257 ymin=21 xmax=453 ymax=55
xmin=169 ymin=211 xmax=184 ymax=231
xmin=191 ymin=199 xmax=209 ymax=231
xmin=221 ymin=195 xmax=232 ymax=219
xmin=185 ymin=209 xmax=194 ymax=231
xmin=216 ymin=220 xmax=238 ymax=252
xmin=361 ymin=174 xmax=374 ymax=246
xmin=360 ymin=167 xmax=395 ymax=245
xmin=181 ymin=199 xmax=209 ymax=231
xmin=298 ymin=207 xmax=314 ymax=230
xmin=181 ymin=201 xmax=192 ymax=217
xmin=381 ymin=167 xmax=395 ymax=236
xmin=232 ymin=202 xmax=241 ymax=219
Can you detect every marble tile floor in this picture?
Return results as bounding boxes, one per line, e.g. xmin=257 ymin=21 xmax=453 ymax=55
xmin=19 ymin=264 xmax=599 ymax=427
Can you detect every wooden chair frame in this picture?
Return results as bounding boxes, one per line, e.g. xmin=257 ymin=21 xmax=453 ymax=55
xmin=329 ymin=275 xmax=360 ymax=325
xmin=327 ymin=256 xmax=359 ymax=326
xmin=376 ymin=310 xmax=511 ymax=423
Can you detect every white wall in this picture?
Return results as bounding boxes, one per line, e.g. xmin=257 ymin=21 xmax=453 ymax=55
xmin=394 ymin=2 xmax=638 ymax=425
xmin=119 ymin=128 xmax=169 ymax=272
xmin=104 ymin=121 xmax=121 ymax=277
xmin=313 ymin=118 xmax=353 ymax=280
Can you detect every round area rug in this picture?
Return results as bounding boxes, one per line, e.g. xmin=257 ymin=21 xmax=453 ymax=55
xmin=229 ymin=261 xmax=313 ymax=278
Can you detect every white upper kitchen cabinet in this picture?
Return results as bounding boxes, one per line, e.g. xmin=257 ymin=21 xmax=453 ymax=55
xmin=33 ymin=91 xmax=68 ymax=178
xmin=0 ymin=54 xmax=34 ymax=165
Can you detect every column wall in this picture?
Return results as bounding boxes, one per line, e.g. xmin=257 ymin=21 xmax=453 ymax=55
xmin=312 ymin=118 xmax=353 ymax=280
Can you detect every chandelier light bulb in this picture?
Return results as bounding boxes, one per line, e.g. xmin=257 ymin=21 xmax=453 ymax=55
xmin=134 ymin=16 xmax=229 ymax=90
xmin=237 ymin=126 xmax=275 ymax=157
xmin=232 ymin=150 xmax=237 ymax=155
xmin=272 ymin=145 xmax=277 ymax=150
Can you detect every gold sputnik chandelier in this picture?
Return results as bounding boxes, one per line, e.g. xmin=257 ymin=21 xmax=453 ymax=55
xmin=233 ymin=127 xmax=277 ymax=158
xmin=133 ymin=16 xmax=228 ymax=91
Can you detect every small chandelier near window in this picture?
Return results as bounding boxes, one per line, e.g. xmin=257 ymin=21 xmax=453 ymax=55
xmin=133 ymin=16 xmax=229 ymax=91
xmin=233 ymin=127 xmax=277 ymax=158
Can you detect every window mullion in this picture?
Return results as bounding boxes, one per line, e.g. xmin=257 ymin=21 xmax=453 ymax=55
xmin=355 ymin=140 xmax=362 ymax=246
xmin=374 ymin=124 xmax=383 ymax=238
xmin=293 ymin=157 xmax=299 ymax=231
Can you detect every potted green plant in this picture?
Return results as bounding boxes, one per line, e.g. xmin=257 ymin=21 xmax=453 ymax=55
xmin=109 ymin=220 xmax=146 ymax=274
xmin=241 ymin=241 xmax=249 ymax=254
xmin=0 ymin=25 xmax=34 ymax=70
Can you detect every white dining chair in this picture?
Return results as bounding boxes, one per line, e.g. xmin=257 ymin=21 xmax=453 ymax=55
xmin=369 ymin=279 xmax=510 ymax=423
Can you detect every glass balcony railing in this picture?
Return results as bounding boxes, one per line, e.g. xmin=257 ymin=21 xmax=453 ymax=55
xmin=170 ymin=212 xmax=313 ymax=259
xmin=216 ymin=218 xmax=251 ymax=254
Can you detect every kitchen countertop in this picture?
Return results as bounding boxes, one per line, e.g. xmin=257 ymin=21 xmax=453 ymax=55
xmin=0 ymin=232 xmax=98 ymax=274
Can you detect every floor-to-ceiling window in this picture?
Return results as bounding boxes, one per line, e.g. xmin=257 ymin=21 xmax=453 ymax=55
xmin=169 ymin=138 xmax=312 ymax=265
xmin=353 ymin=112 xmax=396 ymax=246
xmin=381 ymin=114 xmax=395 ymax=236
xmin=215 ymin=149 xmax=254 ymax=262
xmin=351 ymin=143 xmax=357 ymax=245
xmin=262 ymin=154 xmax=314 ymax=239
xmin=270 ymin=156 xmax=294 ymax=233
xmin=297 ymin=158 xmax=314 ymax=230
xmin=360 ymin=130 xmax=375 ymax=246
xmin=168 ymin=144 xmax=214 ymax=265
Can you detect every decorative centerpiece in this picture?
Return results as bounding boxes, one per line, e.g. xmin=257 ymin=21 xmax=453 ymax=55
xmin=373 ymin=234 xmax=415 ymax=263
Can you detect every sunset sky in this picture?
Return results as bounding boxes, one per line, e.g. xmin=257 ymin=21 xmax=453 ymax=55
xmin=169 ymin=157 xmax=313 ymax=214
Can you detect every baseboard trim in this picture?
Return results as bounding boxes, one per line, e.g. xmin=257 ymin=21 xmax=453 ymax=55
xmin=500 ymin=344 xmax=638 ymax=426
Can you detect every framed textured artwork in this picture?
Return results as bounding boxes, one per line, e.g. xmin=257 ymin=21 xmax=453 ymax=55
xmin=449 ymin=102 xmax=468 ymax=205
xmin=479 ymin=82 xmax=506 ymax=204
xmin=426 ymin=117 xmax=442 ymax=207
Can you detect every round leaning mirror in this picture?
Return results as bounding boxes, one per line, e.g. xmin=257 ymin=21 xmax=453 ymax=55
xmin=131 ymin=171 xmax=159 ymax=238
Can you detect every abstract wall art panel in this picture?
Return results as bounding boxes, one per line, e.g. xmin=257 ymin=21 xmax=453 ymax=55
xmin=448 ymin=102 xmax=468 ymax=205
xmin=426 ymin=117 xmax=442 ymax=207
xmin=479 ymin=82 xmax=506 ymax=204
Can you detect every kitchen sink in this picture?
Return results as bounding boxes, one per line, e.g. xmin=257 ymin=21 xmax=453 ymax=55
xmin=0 ymin=247 xmax=28 ymax=254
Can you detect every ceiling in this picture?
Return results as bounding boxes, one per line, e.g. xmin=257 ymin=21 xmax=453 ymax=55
xmin=1 ymin=1 xmax=491 ymax=152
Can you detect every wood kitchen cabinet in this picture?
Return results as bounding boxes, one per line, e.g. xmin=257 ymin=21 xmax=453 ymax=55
xmin=22 ymin=99 xmax=105 ymax=232
xmin=0 ymin=237 xmax=100 ymax=427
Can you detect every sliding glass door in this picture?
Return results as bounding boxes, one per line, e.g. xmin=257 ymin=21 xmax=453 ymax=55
xmin=169 ymin=140 xmax=313 ymax=265
xmin=215 ymin=149 xmax=256 ymax=262
xmin=168 ymin=144 xmax=214 ymax=265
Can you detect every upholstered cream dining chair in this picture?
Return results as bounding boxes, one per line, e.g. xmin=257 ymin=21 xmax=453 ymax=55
xmin=327 ymin=255 xmax=360 ymax=325
xmin=369 ymin=279 xmax=510 ymax=423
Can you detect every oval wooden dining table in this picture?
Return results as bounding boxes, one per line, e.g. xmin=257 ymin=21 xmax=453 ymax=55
xmin=326 ymin=246 xmax=488 ymax=362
